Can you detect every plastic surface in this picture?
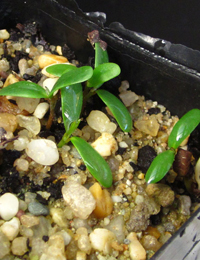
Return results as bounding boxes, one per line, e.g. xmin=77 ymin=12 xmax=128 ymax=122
xmin=1 ymin=0 xmax=200 ymax=259
xmin=1 ymin=0 xmax=200 ymax=117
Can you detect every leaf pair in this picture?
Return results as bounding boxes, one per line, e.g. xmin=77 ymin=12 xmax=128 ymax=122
xmin=0 ymin=65 xmax=93 ymax=99
xmin=145 ymin=109 xmax=200 ymax=184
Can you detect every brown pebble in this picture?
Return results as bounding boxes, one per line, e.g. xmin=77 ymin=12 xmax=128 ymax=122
xmin=16 ymin=209 xmax=25 ymax=219
xmin=38 ymin=54 xmax=68 ymax=69
xmin=173 ymin=148 xmax=192 ymax=176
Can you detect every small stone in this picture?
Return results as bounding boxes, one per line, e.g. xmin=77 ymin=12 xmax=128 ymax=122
xmin=16 ymin=115 xmax=41 ymax=135
xmin=178 ymin=195 xmax=191 ymax=216
xmin=56 ymin=230 xmax=72 ymax=246
xmin=91 ymin=133 xmax=118 ymax=157
xmin=18 ymin=58 xmax=29 ymax=76
xmin=0 ymin=29 xmax=10 ymax=40
xmin=105 ymin=215 xmax=125 ymax=243
xmin=1 ymin=217 xmax=20 ymax=241
xmin=28 ymin=202 xmax=49 ymax=216
xmin=0 ymin=231 xmax=10 ymax=258
xmin=0 ymin=113 xmax=18 ymax=132
xmin=62 ymin=180 xmax=96 ymax=219
xmin=20 ymin=214 xmax=40 ymax=228
xmin=0 ymin=193 xmax=19 ymax=221
xmin=29 ymin=237 xmax=48 ymax=259
xmin=33 ymin=102 xmax=50 ymax=119
xmin=0 ymin=58 xmax=10 ymax=72
xmin=20 ymin=225 xmax=34 ymax=238
xmin=11 ymin=237 xmax=28 ymax=256
xmin=14 ymin=158 xmax=29 ymax=171
xmin=127 ymin=232 xmax=146 ymax=260
xmin=140 ymin=235 xmax=162 ymax=252
xmin=38 ymin=54 xmax=68 ymax=69
xmin=26 ymin=139 xmax=59 ymax=165
xmin=13 ymin=135 xmax=29 ymax=151
xmin=42 ymin=77 xmax=59 ymax=94
xmin=3 ymin=73 xmax=19 ymax=88
xmin=89 ymin=182 xmax=113 ymax=219
xmin=50 ymin=208 xmax=69 ymax=228
xmin=40 ymin=234 xmax=66 ymax=260
xmin=146 ymin=183 xmax=175 ymax=207
xmin=134 ymin=115 xmax=159 ymax=136
xmin=16 ymin=97 xmax=40 ymax=114
xmin=77 ymin=233 xmax=91 ymax=254
xmin=89 ymin=228 xmax=116 ymax=255
xmin=119 ymin=90 xmax=138 ymax=107
xmin=126 ymin=204 xmax=150 ymax=232
xmin=87 ymin=110 xmax=117 ymax=134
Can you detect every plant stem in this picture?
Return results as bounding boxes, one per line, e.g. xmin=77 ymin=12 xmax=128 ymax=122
xmin=46 ymin=95 xmax=58 ymax=130
xmin=58 ymin=132 xmax=71 ymax=147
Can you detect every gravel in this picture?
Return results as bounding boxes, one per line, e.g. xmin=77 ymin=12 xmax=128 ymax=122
xmin=0 ymin=26 xmax=199 ymax=260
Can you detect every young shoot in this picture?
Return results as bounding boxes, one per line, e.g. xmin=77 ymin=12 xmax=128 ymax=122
xmin=145 ymin=108 xmax=200 ymax=184
xmin=0 ymin=30 xmax=133 ymax=188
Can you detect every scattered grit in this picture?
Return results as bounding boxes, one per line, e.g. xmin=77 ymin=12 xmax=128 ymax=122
xmin=0 ymin=24 xmax=199 ymax=260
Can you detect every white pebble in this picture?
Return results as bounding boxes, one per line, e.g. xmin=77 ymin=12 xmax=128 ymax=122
xmin=91 ymin=133 xmax=118 ymax=157
xmin=0 ymin=193 xmax=19 ymax=221
xmin=14 ymin=158 xmax=29 ymax=171
xmin=62 ymin=180 xmax=96 ymax=219
xmin=127 ymin=232 xmax=146 ymax=260
xmin=43 ymin=77 xmax=58 ymax=95
xmin=13 ymin=136 xmax=29 ymax=151
xmin=119 ymin=90 xmax=139 ymax=107
xmin=1 ymin=217 xmax=20 ymax=240
xmin=89 ymin=228 xmax=116 ymax=255
xmin=16 ymin=115 xmax=41 ymax=135
xmin=16 ymin=97 xmax=40 ymax=113
xmin=26 ymin=139 xmax=59 ymax=165
xmin=111 ymin=195 xmax=122 ymax=203
xmin=87 ymin=110 xmax=117 ymax=134
xmin=11 ymin=237 xmax=28 ymax=256
xmin=33 ymin=102 xmax=50 ymax=119
xmin=0 ymin=29 xmax=10 ymax=40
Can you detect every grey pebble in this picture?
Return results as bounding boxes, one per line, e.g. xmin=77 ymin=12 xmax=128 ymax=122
xmin=28 ymin=201 xmax=49 ymax=216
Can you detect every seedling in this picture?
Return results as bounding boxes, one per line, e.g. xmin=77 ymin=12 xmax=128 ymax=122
xmin=0 ymin=31 xmax=133 ymax=188
xmin=145 ymin=109 xmax=200 ymax=184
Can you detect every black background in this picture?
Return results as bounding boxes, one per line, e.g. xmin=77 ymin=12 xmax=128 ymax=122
xmin=76 ymin=0 xmax=200 ymax=51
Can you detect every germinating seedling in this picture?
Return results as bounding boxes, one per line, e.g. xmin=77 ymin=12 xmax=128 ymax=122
xmin=145 ymin=109 xmax=200 ymax=184
xmin=0 ymin=31 xmax=132 ymax=188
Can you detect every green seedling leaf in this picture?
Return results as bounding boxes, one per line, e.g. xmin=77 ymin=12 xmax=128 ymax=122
xmin=87 ymin=63 xmax=121 ymax=89
xmin=61 ymin=83 xmax=83 ymax=132
xmin=145 ymin=149 xmax=175 ymax=184
xmin=71 ymin=136 xmax=113 ymax=188
xmin=95 ymin=42 xmax=109 ymax=68
xmin=46 ymin=63 xmax=77 ymax=77
xmin=49 ymin=66 xmax=93 ymax=97
xmin=168 ymin=109 xmax=200 ymax=149
xmin=0 ymin=81 xmax=48 ymax=98
xmin=97 ymin=89 xmax=133 ymax=132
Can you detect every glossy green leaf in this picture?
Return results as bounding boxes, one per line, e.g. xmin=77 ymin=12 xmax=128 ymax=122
xmin=46 ymin=63 xmax=77 ymax=77
xmin=87 ymin=63 xmax=121 ymax=88
xmin=97 ymin=89 xmax=133 ymax=132
xmin=61 ymin=83 xmax=83 ymax=132
xmin=71 ymin=136 xmax=113 ymax=188
xmin=168 ymin=109 xmax=200 ymax=149
xmin=145 ymin=150 xmax=175 ymax=184
xmin=49 ymin=66 xmax=93 ymax=97
xmin=95 ymin=42 xmax=109 ymax=68
xmin=0 ymin=81 xmax=48 ymax=98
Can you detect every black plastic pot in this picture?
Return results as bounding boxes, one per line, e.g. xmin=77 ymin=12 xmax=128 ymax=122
xmin=1 ymin=0 xmax=200 ymax=259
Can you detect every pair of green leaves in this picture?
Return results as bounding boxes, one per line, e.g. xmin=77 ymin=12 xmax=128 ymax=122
xmin=145 ymin=109 xmax=200 ymax=184
xmin=0 ymin=65 xmax=93 ymax=99
xmin=0 ymin=42 xmax=133 ymax=188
